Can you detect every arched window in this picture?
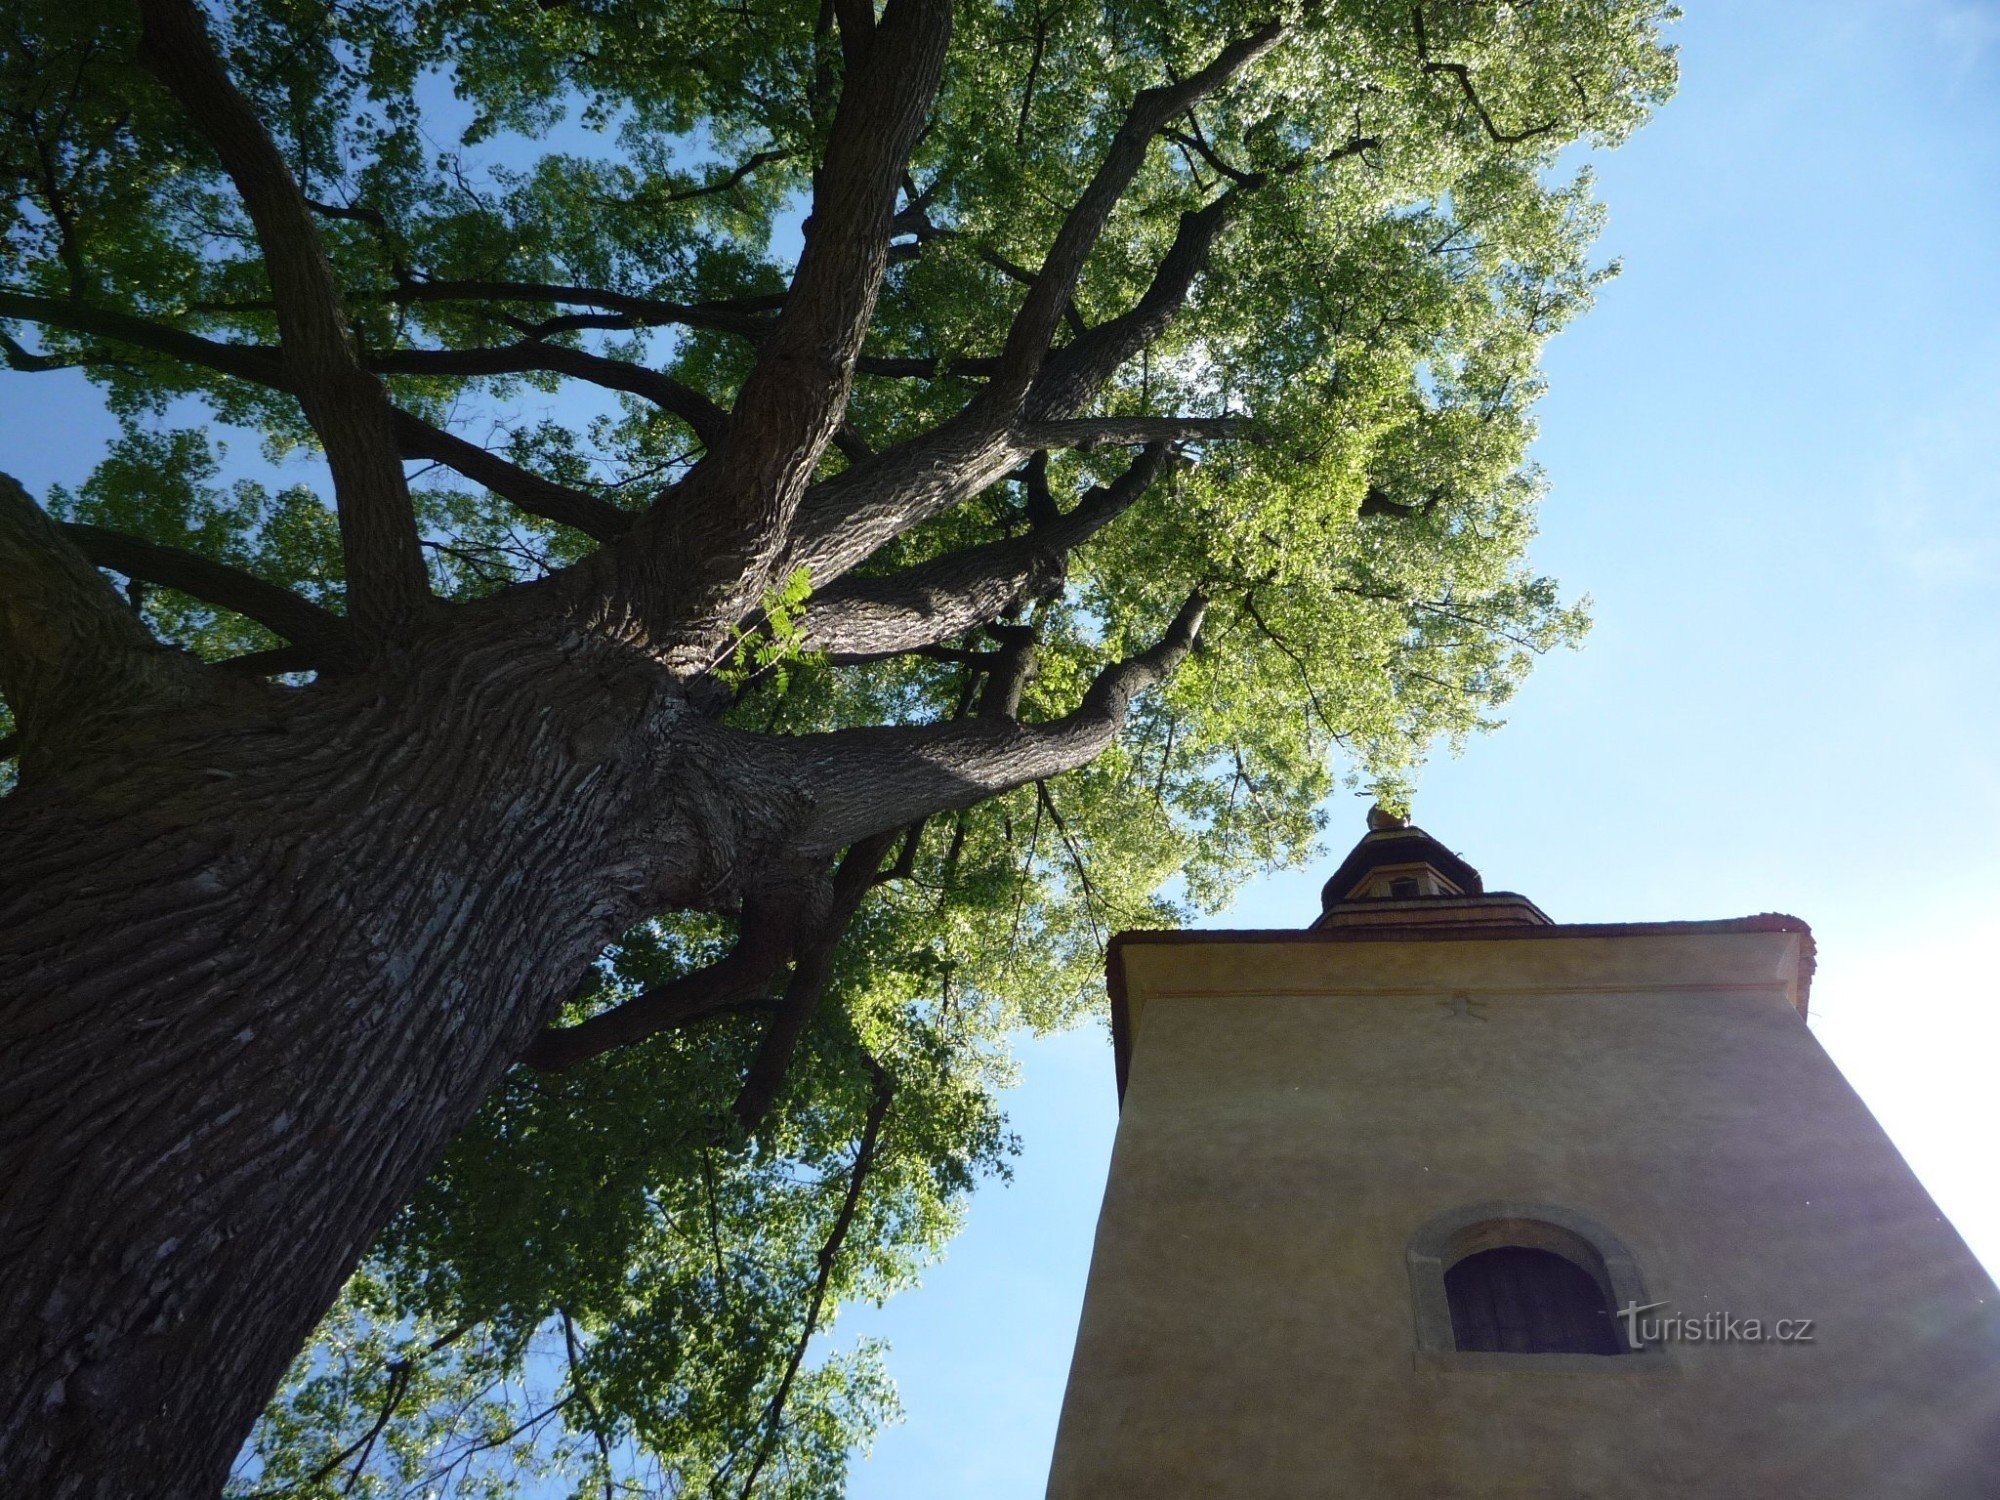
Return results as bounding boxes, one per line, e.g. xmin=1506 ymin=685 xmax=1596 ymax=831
xmin=1407 ymin=1202 xmax=1658 ymax=1365
xmin=1444 ymin=1245 xmax=1621 ymax=1354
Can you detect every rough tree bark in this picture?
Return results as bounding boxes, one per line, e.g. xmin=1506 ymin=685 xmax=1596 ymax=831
xmin=0 ymin=622 xmax=704 ymax=1497
xmin=0 ymin=0 xmax=1321 ymax=1490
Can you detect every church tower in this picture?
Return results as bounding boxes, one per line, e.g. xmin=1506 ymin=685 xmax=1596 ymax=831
xmin=1047 ymin=810 xmax=2000 ymax=1497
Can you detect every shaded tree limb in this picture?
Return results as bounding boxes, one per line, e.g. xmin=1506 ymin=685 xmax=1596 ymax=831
xmin=0 ymin=291 xmax=634 ymax=544
xmin=593 ymin=0 xmax=955 ymax=666
xmin=0 ymin=287 xmax=289 ymax=385
xmin=372 ymin=345 xmax=730 ymax=451
xmin=731 ymin=831 xmax=899 ymax=1134
xmin=783 ymin=590 xmax=1207 ymax=852
xmin=60 ymin=522 xmax=366 ymax=672
xmin=390 ymin=418 xmax=634 ymax=543
xmin=519 ymin=893 xmax=803 ymax=1073
xmin=0 ymin=328 xmax=88 ymax=373
xmin=213 ymin=644 xmax=321 ymax=677
xmin=805 ymin=538 xmax=1061 ymax=664
xmin=985 ymin=20 xmax=1287 ymax=403
xmin=801 ymin=444 xmax=1175 ymax=662
xmin=136 ymin=0 xmax=430 ymax=637
xmin=976 ymin=623 xmax=1040 ymax=719
xmin=1357 ymin=482 xmax=1443 ymax=520
xmin=1023 ymin=127 xmax=1369 ymax=418
xmin=833 ymin=0 xmax=877 ymax=67
xmin=0 ymin=472 xmax=184 ymax=756
xmin=372 ymin=280 xmax=781 ymax=340
xmin=1018 ymin=451 xmax=1062 ymax=526
xmin=1024 ymin=186 xmax=1253 ymax=418
xmin=874 ymin=817 xmax=928 ymax=886
xmin=775 ymin=398 xmax=1235 ymax=592
xmin=780 ymin=179 xmax=1268 ymax=587
xmin=830 ymin=424 xmax=876 ymax=467
xmin=777 ymin=410 xmax=1028 ymax=591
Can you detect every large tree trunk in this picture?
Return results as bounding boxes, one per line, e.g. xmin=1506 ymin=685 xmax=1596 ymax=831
xmin=0 ymin=627 xmax=701 ymax=1498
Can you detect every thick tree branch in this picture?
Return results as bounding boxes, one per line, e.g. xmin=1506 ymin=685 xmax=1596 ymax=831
xmin=1023 ymin=187 xmax=1250 ymax=418
xmin=0 ymin=291 xmax=632 ymax=543
xmin=372 ymin=345 xmax=730 ymax=450
xmin=853 ymin=351 xmax=997 ymax=379
xmin=59 ymin=522 xmax=365 ymax=671
xmin=374 ymin=280 xmax=781 ymax=340
xmin=778 ymin=402 xmax=1236 ymax=593
xmin=782 ymin=591 xmax=1206 ymax=851
xmin=1357 ymin=482 xmax=1443 ymax=520
xmin=1026 ymin=127 xmax=1372 ymax=415
xmin=731 ymin=831 xmax=897 ymax=1133
xmin=984 ymin=21 xmax=1285 ymax=403
xmin=390 ymin=418 xmax=634 ymax=542
xmin=519 ymin=894 xmax=802 ymax=1073
xmin=801 ymin=444 xmax=1175 ymax=661
xmin=804 ymin=539 xmax=1053 ymax=665
xmin=213 ymin=643 xmax=320 ymax=677
xmin=832 ymin=0 xmax=876 ymax=67
xmin=875 ymin=817 xmax=928 ymax=886
xmin=766 ymin=29 xmax=1282 ymax=601
xmin=136 ymin=0 xmax=430 ymax=636
xmin=976 ymin=622 xmax=1039 ymax=718
xmin=1018 ymin=451 xmax=1061 ymax=526
xmin=0 ymin=288 xmax=286 ymax=384
xmin=777 ymin=411 xmax=1025 ymax=591
xmin=0 ymin=472 xmax=181 ymax=754
xmin=779 ymin=184 xmax=1265 ymax=588
xmin=584 ymin=0 xmax=955 ymax=665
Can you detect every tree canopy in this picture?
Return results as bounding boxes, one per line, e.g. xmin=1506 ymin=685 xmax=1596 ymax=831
xmin=0 ymin=0 xmax=1675 ymax=1493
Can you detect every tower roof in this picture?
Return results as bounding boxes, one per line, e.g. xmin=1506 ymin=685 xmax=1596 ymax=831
xmin=1315 ymin=806 xmax=1550 ymax=929
xmin=1321 ymin=808 xmax=1485 ymax=903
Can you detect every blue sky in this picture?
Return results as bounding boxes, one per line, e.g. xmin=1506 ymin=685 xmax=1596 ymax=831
xmin=838 ymin=3 xmax=2000 ymax=1494
xmin=4 ymin=3 xmax=1996 ymax=1494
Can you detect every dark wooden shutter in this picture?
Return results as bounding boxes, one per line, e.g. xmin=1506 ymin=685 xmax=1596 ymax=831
xmin=1444 ymin=1246 xmax=1621 ymax=1355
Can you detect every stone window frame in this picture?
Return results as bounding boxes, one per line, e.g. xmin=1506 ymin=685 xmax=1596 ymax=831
xmin=1407 ymin=1200 xmax=1673 ymax=1374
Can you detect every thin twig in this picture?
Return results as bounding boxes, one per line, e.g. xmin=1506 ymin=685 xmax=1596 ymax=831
xmin=732 ymin=1060 xmax=895 ymax=1497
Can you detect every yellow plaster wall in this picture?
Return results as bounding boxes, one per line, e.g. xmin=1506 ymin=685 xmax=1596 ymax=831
xmin=1047 ymin=930 xmax=2000 ymax=1498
